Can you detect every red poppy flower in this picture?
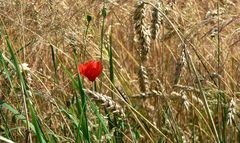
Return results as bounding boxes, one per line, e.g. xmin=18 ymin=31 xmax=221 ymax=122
xmin=78 ymin=60 xmax=103 ymax=81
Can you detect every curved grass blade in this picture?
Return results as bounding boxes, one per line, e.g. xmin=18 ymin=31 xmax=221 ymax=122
xmin=6 ymin=36 xmax=47 ymax=143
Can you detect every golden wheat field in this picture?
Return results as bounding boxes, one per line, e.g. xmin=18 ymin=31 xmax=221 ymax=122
xmin=0 ymin=0 xmax=240 ymax=142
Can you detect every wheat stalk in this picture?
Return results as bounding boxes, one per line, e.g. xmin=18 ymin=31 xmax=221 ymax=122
xmin=134 ymin=0 xmax=151 ymax=93
xmin=131 ymin=90 xmax=161 ymax=98
xmin=151 ymin=0 xmax=162 ymax=40
xmin=138 ymin=64 xmax=149 ymax=92
xmin=134 ymin=0 xmax=150 ymax=62
xmin=84 ymin=89 xmax=125 ymax=117
xmin=173 ymin=47 xmax=186 ymax=85
xmin=227 ymin=98 xmax=236 ymax=126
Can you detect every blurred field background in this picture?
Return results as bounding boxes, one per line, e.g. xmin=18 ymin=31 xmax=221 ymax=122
xmin=0 ymin=0 xmax=240 ymax=142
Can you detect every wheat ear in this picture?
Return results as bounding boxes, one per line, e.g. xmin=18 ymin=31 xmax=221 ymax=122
xmin=84 ymin=89 xmax=125 ymax=117
xmin=134 ymin=0 xmax=150 ymax=62
xmin=151 ymin=0 xmax=163 ymax=40
xmin=134 ymin=0 xmax=151 ymax=93
xmin=173 ymin=48 xmax=186 ymax=85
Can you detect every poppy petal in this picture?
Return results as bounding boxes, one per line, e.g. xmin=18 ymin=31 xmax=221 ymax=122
xmin=78 ymin=63 xmax=85 ymax=76
xmin=78 ymin=60 xmax=102 ymax=81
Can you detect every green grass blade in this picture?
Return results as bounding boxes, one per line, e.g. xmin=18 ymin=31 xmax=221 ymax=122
xmin=108 ymin=24 xmax=114 ymax=90
xmin=61 ymin=58 xmax=90 ymax=142
xmin=28 ymin=100 xmax=47 ymax=143
xmin=5 ymin=36 xmax=47 ymax=143
xmin=0 ymin=51 xmax=13 ymax=87
xmin=2 ymin=103 xmax=36 ymax=133
xmin=0 ymin=102 xmax=13 ymax=140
